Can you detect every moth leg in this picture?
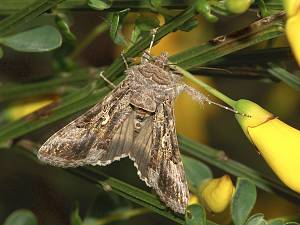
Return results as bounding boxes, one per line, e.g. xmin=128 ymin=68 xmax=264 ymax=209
xmin=99 ymin=71 xmax=116 ymax=88
xmin=148 ymin=27 xmax=159 ymax=54
xmin=183 ymin=85 xmax=208 ymax=104
xmin=183 ymin=85 xmax=245 ymax=115
xmin=121 ymin=51 xmax=129 ymax=69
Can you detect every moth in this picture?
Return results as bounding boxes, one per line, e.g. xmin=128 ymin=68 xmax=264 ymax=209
xmin=38 ymin=48 xmax=219 ymax=214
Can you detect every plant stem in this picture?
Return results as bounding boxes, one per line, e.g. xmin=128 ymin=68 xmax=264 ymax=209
xmin=90 ymin=208 xmax=150 ymax=225
xmin=174 ymin=65 xmax=236 ymax=107
xmin=70 ymin=21 xmax=109 ymax=59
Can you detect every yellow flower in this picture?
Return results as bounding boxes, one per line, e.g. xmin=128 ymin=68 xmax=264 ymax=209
xmin=5 ymin=96 xmax=58 ymax=121
xmin=189 ymin=194 xmax=200 ymax=205
xmin=198 ymin=175 xmax=235 ymax=213
xmin=283 ymin=0 xmax=300 ymax=17
xmin=235 ymin=99 xmax=300 ymax=193
xmin=284 ymin=0 xmax=300 ymax=65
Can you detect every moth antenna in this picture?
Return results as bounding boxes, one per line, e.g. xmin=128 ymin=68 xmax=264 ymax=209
xmin=143 ymin=50 xmax=155 ymax=61
xmin=183 ymin=85 xmax=250 ymax=117
xmin=148 ymin=28 xmax=159 ymax=54
xmin=121 ymin=27 xmax=159 ymax=64
xmin=99 ymin=71 xmax=116 ymax=88
xmin=93 ymin=16 xmax=158 ymax=65
xmin=121 ymin=51 xmax=129 ymax=69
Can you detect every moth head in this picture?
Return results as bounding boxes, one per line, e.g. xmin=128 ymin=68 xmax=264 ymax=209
xmin=153 ymin=52 xmax=169 ymax=68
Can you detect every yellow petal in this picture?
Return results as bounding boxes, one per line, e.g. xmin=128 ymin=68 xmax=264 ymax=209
xmin=235 ymin=99 xmax=300 ymax=193
xmin=189 ymin=194 xmax=200 ymax=205
xmin=286 ymin=9 xmax=300 ymax=66
xmin=248 ymin=118 xmax=300 ymax=193
xmin=199 ymin=175 xmax=234 ymax=213
xmin=283 ymin=0 xmax=300 ymax=17
xmin=6 ymin=96 xmax=57 ymax=121
xmin=235 ymin=99 xmax=274 ymax=140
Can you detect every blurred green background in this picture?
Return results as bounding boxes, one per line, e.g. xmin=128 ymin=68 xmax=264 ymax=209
xmin=0 ymin=4 xmax=300 ymax=225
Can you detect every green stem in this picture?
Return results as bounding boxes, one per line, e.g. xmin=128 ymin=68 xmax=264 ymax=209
xmin=70 ymin=21 xmax=109 ymax=59
xmin=174 ymin=65 xmax=236 ymax=107
xmin=90 ymin=208 xmax=150 ymax=225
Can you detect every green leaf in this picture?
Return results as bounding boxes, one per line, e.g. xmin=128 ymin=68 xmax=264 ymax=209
xmin=149 ymin=0 xmax=163 ymax=8
xmin=285 ymin=223 xmax=300 ymax=225
xmin=55 ymin=15 xmax=76 ymax=42
xmin=185 ymin=204 xmax=206 ymax=225
xmin=130 ymin=26 xmax=142 ymax=45
xmin=71 ymin=204 xmax=83 ymax=225
xmin=0 ymin=0 xmax=65 ymax=36
xmin=267 ymin=63 xmax=300 ymax=91
xmin=131 ymin=16 xmax=160 ymax=44
xmin=109 ymin=9 xmax=130 ymax=46
xmin=268 ymin=218 xmax=285 ymax=225
xmin=231 ymin=178 xmax=257 ymax=225
xmin=88 ymin=0 xmax=112 ymax=10
xmin=182 ymin=155 xmax=212 ymax=191
xmin=136 ymin=16 xmax=160 ymax=32
xmin=0 ymin=25 xmax=62 ymax=52
xmin=170 ymin=13 xmax=284 ymax=69
xmin=177 ymin=17 xmax=199 ymax=32
xmin=195 ymin=0 xmax=218 ymax=22
xmin=69 ymin=166 xmax=185 ymax=225
xmin=245 ymin=213 xmax=267 ymax=225
xmin=255 ymin=0 xmax=270 ymax=16
xmin=86 ymin=192 xmax=132 ymax=219
xmin=3 ymin=209 xmax=38 ymax=225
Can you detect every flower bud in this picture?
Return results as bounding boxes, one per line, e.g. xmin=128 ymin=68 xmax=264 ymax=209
xmin=225 ymin=0 xmax=253 ymax=14
xmin=198 ymin=175 xmax=235 ymax=213
xmin=235 ymin=99 xmax=300 ymax=193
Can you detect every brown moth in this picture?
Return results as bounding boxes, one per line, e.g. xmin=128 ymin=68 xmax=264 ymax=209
xmin=38 ymin=49 xmax=218 ymax=214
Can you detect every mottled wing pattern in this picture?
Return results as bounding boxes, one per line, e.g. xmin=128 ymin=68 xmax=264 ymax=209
xmin=129 ymin=115 xmax=154 ymax=180
xmin=99 ymin=110 xmax=135 ymax=164
xmin=38 ymin=79 xmax=134 ymax=167
xmin=149 ymin=101 xmax=189 ymax=214
xmin=129 ymin=100 xmax=189 ymax=214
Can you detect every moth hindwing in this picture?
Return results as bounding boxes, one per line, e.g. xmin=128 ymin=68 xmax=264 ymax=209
xmin=38 ymin=51 xmax=209 ymax=214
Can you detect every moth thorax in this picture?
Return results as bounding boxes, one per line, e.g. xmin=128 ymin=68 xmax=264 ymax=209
xmin=138 ymin=66 xmax=171 ymax=85
xmin=130 ymin=90 xmax=156 ymax=112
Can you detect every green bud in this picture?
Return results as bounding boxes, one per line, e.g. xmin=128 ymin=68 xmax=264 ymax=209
xmin=225 ymin=0 xmax=253 ymax=14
